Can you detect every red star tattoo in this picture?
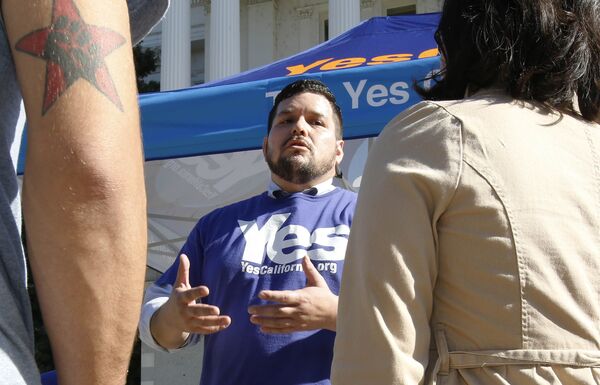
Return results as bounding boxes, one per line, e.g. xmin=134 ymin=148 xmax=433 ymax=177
xmin=15 ymin=0 xmax=126 ymax=115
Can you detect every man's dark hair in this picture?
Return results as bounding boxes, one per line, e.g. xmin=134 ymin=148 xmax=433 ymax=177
xmin=417 ymin=0 xmax=600 ymax=123
xmin=268 ymin=79 xmax=344 ymax=138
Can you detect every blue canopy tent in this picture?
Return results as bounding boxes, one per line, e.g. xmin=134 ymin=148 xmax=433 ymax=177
xmin=18 ymin=13 xmax=440 ymax=173
xmin=138 ymin=13 xmax=441 ymax=161
xmin=18 ymin=13 xmax=440 ymax=174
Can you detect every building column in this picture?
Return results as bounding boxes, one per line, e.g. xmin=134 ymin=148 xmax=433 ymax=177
xmin=247 ymin=0 xmax=275 ymax=70
xmin=160 ymin=0 xmax=191 ymax=91
xmin=360 ymin=0 xmax=378 ymax=19
xmin=328 ymin=0 xmax=360 ymax=39
xmin=295 ymin=6 xmax=318 ymax=52
xmin=207 ymin=0 xmax=240 ymax=82
xmin=417 ymin=0 xmax=444 ymax=13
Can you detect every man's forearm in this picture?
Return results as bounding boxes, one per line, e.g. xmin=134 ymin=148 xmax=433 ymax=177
xmin=23 ymin=147 xmax=147 ymax=385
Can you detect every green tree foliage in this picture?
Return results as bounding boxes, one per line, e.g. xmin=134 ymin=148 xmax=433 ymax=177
xmin=133 ymin=43 xmax=160 ymax=93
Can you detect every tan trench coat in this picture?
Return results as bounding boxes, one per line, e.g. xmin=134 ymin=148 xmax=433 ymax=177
xmin=332 ymin=89 xmax=600 ymax=385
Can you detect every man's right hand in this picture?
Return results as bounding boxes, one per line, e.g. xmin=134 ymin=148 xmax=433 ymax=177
xmin=150 ymin=254 xmax=231 ymax=349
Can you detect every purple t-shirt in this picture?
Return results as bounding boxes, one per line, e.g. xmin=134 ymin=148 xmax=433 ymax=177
xmin=156 ymin=188 xmax=357 ymax=385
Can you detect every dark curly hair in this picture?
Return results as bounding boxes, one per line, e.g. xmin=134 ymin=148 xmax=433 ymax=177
xmin=268 ymin=79 xmax=343 ymax=138
xmin=418 ymin=0 xmax=600 ymax=123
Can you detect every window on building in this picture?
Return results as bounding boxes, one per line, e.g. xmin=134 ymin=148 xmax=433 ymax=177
xmin=191 ymin=39 xmax=205 ymax=85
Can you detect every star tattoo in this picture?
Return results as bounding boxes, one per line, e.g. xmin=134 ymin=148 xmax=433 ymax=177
xmin=15 ymin=0 xmax=126 ymax=115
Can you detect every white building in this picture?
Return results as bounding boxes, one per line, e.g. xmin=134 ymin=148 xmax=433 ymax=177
xmin=140 ymin=0 xmax=443 ymax=90
xmin=139 ymin=1 xmax=443 ymax=384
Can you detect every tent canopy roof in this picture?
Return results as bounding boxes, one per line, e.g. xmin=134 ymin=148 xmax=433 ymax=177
xmin=17 ymin=13 xmax=441 ymax=173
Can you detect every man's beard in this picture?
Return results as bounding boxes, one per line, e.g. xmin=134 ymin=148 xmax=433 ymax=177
xmin=266 ymin=146 xmax=336 ymax=185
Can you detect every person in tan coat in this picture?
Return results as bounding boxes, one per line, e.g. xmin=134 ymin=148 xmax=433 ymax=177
xmin=331 ymin=1 xmax=600 ymax=384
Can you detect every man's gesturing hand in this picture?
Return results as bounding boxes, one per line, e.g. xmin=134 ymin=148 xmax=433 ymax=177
xmin=150 ymin=254 xmax=231 ymax=349
xmin=248 ymin=256 xmax=338 ymax=333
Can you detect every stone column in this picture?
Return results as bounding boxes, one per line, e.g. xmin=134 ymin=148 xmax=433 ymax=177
xmin=160 ymin=0 xmax=191 ymax=91
xmin=417 ymin=0 xmax=443 ymax=13
xmin=360 ymin=0 xmax=378 ymax=20
xmin=207 ymin=0 xmax=240 ymax=81
xmin=328 ymin=0 xmax=360 ymax=39
xmin=247 ymin=0 xmax=275 ymax=69
xmin=295 ymin=6 xmax=318 ymax=52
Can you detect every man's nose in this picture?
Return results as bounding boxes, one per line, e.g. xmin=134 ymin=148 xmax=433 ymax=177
xmin=292 ymin=117 xmax=309 ymax=136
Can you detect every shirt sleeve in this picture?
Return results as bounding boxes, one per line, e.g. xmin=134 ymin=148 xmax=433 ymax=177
xmin=138 ymin=282 xmax=203 ymax=352
xmin=331 ymin=101 xmax=463 ymax=385
xmin=138 ymin=221 xmax=206 ymax=352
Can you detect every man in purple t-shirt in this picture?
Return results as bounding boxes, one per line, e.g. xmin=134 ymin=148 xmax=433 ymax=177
xmin=139 ymin=79 xmax=357 ymax=385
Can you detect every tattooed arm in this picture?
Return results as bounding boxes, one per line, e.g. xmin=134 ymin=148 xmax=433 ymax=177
xmin=2 ymin=1 xmax=147 ymax=384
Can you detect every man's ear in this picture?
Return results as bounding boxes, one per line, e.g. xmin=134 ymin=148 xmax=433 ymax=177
xmin=335 ymin=140 xmax=345 ymax=164
xmin=262 ymin=137 xmax=269 ymax=159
